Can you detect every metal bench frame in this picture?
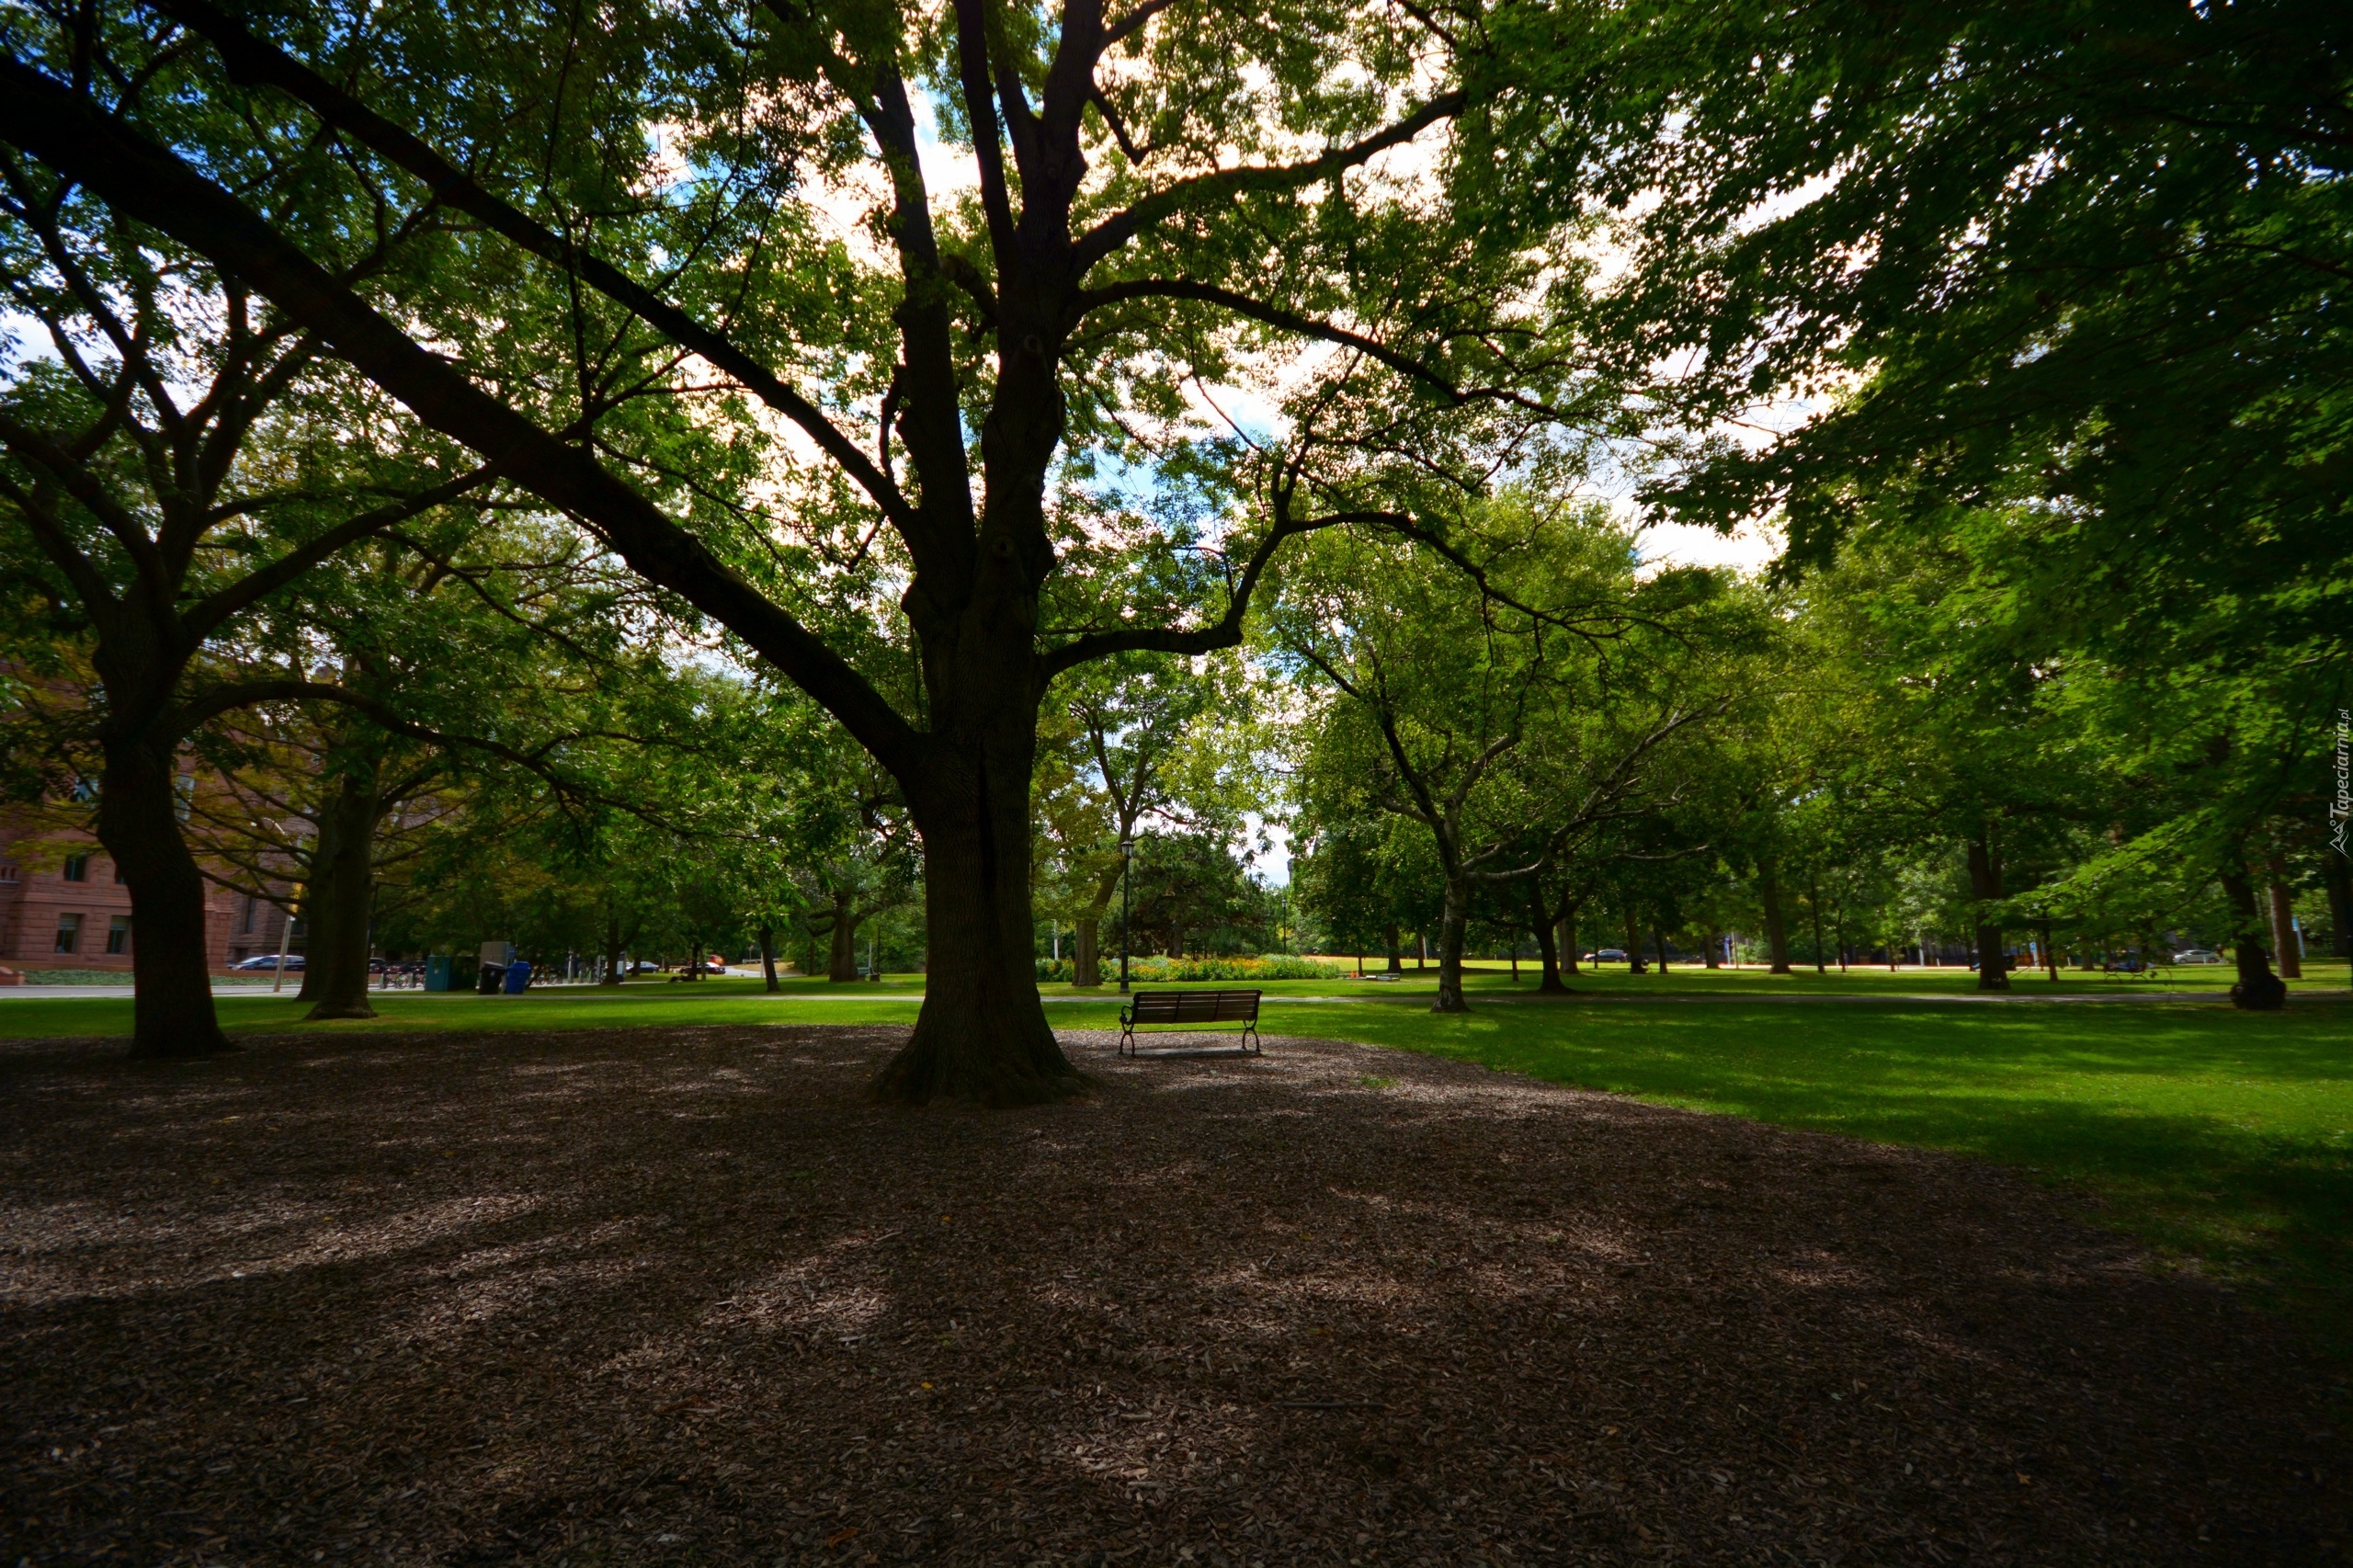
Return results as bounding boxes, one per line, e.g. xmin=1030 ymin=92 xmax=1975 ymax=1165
xmin=1117 ymin=988 xmax=1263 ymax=1056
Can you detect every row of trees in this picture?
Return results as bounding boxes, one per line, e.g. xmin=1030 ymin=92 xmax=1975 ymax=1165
xmin=2 ymin=0 xmax=2345 ymax=1096
xmin=1280 ymin=507 xmax=2350 ymax=1003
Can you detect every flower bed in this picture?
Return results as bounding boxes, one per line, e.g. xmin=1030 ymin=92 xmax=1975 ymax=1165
xmin=1035 ymin=953 xmax=1347 ymax=983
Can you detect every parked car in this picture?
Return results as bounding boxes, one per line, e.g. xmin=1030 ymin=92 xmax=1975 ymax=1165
xmin=2170 ymin=948 xmax=2224 ymax=965
xmin=1587 ymin=948 xmax=1630 ymax=963
xmin=620 ymin=960 xmax=662 ymax=975
xmin=230 ymin=953 xmax=304 ymax=971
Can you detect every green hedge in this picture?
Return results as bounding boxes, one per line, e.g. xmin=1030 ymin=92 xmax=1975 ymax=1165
xmin=1035 ymin=953 xmax=1347 ymax=983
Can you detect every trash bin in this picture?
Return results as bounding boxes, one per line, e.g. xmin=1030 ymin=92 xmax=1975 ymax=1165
xmin=477 ymin=961 xmax=505 ymax=995
xmin=502 ymin=959 xmax=532 ymax=994
xmin=424 ymin=955 xmax=453 ymax=993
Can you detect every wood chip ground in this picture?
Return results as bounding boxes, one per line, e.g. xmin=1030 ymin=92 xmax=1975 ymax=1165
xmin=1 ymin=1024 xmax=2344 ymax=1564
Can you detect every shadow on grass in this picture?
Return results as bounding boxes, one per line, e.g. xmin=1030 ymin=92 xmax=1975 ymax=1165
xmin=1298 ymin=998 xmax=2353 ymax=1358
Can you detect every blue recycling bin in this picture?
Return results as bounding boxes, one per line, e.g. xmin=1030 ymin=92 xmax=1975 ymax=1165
xmin=424 ymin=955 xmax=453 ymax=992
xmin=501 ymin=958 xmax=532 ymax=994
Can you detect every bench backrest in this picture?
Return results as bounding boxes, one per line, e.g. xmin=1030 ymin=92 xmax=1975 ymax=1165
xmin=1129 ymin=988 xmax=1261 ymax=1024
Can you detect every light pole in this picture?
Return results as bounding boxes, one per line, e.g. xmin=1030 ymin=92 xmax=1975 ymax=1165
xmin=1118 ymin=836 xmax=1135 ymax=993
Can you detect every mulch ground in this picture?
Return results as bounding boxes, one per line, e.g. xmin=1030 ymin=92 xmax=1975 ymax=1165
xmin=0 ymin=1025 xmax=2344 ymax=1566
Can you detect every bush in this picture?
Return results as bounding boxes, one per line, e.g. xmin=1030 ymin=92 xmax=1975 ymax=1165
xmin=1034 ymin=953 xmax=1347 ymax=983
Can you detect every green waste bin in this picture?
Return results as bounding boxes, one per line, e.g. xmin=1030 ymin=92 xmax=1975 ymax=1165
xmin=424 ymin=955 xmax=453 ymax=992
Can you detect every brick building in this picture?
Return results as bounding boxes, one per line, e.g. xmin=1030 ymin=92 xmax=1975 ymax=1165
xmin=0 ymin=824 xmax=284 ymax=974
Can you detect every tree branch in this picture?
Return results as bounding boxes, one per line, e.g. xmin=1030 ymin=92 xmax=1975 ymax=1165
xmin=1037 ymin=504 xmax=1377 ymax=677
xmin=150 ymin=0 xmax=918 ymax=535
xmin=181 ymin=462 xmax=497 ymax=642
xmin=0 ymin=57 xmax=927 ymax=776
xmin=1071 ymin=90 xmax=1464 ymax=273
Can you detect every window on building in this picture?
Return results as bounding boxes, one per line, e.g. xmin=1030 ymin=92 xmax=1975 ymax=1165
xmin=106 ymin=915 xmax=131 ymax=954
xmin=54 ymin=914 xmax=82 ymax=953
xmin=62 ymin=855 xmax=89 ymax=882
xmin=0 ymin=863 xmax=17 ymax=883
xmin=242 ymin=894 xmax=256 ymax=934
xmin=113 ymin=863 xmax=125 ymax=883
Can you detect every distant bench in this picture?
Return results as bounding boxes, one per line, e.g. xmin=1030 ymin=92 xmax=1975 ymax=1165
xmin=1118 ymin=988 xmax=1263 ymax=1057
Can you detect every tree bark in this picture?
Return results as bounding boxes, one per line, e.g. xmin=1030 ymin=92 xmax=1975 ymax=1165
xmin=1432 ymin=876 xmax=1471 ymax=1012
xmin=1653 ymin=925 xmax=1671 ymax=974
xmin=1702 ymin=927 xmax=1722 ymax=969
xmin=826 ymin=889 xmax=861 ymax=983
xmin=301 ymin=767 xmax=381 ymax=1020
xmin=1757 ymin=859 xmax=1791 ymax=974
xmin=99 ymin=742 xmax=231 ymax=1059
xmin=1965 ymin=827 xmax=2010 ymax=993
xmin=758 ymin=925 xmax=779 ymax=993
xmin=870 ymin=738 xmax=1080 ymax=1105
xmin=2267 ymin=858 xmax=2302 ymax=980
xmin=2220 ymin=867 xmax=2288 ymax=1010
xmin=1072 ymin=915 xmax=1101 ymax=987
xmin=1623 ymin=907 xmax=1647 ymax=974
xmin=1531 ymin=886 xmax=1570 ymax=994
xmin=1384 ymin=923 xmax=1403 ymax=974
xmin=602 ymin=908 xmax=626 ymax=984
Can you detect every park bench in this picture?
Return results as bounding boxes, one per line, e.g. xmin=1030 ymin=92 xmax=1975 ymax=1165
xmin=1118 ymin=988 xmax=1263 ymax=1057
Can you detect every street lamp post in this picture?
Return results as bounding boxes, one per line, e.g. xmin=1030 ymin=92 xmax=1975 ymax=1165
xmin=1119 ymin=836 xmax=1135 ymax=993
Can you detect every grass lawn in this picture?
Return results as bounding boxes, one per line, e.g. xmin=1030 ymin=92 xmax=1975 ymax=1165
xmin=8 ymin=960 xmax=2350 ymax=1357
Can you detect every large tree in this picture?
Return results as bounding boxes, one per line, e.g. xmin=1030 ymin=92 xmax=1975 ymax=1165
xmin=0 ymin=0 xmax=1610 ymax=1098
xmin=0 ymin=176 xmax=488 ymax=1053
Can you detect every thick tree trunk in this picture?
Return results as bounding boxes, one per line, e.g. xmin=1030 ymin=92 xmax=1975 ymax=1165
xmin=602 ymin=909 xmax=626 ymax=984
xmin=826 ymin=890 xmax=861 ymax=983
xmin=2040 ymin=921 xmax=2060 ymax=983
xmin=1432 ymin=877 xmax=1471 ymax=1012
xmin=2221 ymin=868 xmax=2288 ymax=1010
xmin=1653 ymin=925 xmax=1670 ymax=974
xmin=1965 ymin=828 xmax=2010 ymax=993
xmin=758 ymin=925 xmax=779 ymax=993
xmin=1072 ymin=915 xmax=1101 ymax=987
xmin=2327 ymin=856 xmax=2353 ymax=961
xmin=301 ymin=769 xmax=380 ymax=1020
xmin=1558 ymin=912 xmax=1578 ymax=976
xmin=1758 ymin=860 xmax=1791 ymax=974
xmin=1384 ymin=923 xmax=1403 ymax=974
xmin=2267 ymin=858 xmax=2302 ymax=980
xmin=99 ymin=742 xmax=230 ymax=1059
xmin=1623 ymin=908 xmax=1647 ymax=974
xmin=1702 ymin=928 xmax=1722 ymax=969
xmin=871 ymin=762 xmax=1078 ymax=1105
xmin=1530 ymin=886 xmax=1569 ymax=994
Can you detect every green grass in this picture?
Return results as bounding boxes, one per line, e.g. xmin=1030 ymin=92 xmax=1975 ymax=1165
xmin=7 ymin=960 xmax=2351 ymax=1356
xmin=1265 ymin=984 xmax=2353 ymax=1360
